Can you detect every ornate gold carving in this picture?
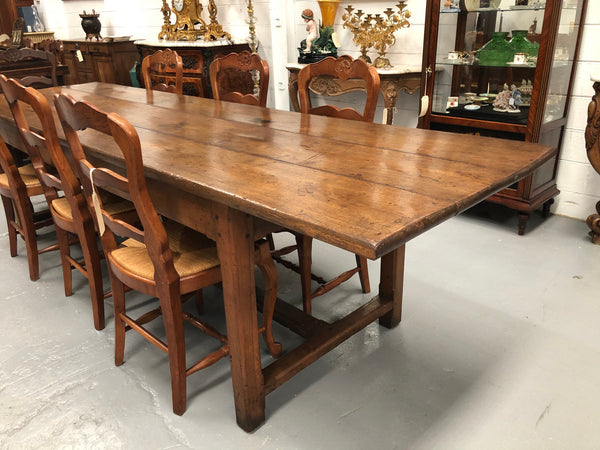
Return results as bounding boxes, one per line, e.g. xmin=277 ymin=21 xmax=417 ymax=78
xmin=157 ymin=0 xmax=231 ymax=41
xmin=585 ymin=81 xmax=600 ymax=243
xmin=204 ymin=0 xmax=231 ymax=40
xmin=342 ymin=2 xmax=411 ymax=68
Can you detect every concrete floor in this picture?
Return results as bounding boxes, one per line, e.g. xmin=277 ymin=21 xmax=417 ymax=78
xmin=1 ymin=203 xmax=600 ymax=449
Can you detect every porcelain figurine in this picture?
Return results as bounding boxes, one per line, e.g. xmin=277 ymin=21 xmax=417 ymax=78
xmin=297 ymin=6 xmax=338 ymax=63
xmin=303 ymin=9 xmax=319 ymax=53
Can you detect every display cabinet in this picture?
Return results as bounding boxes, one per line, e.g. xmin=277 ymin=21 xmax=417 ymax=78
xmin=418 ymin=0 xmax=587 ymax=234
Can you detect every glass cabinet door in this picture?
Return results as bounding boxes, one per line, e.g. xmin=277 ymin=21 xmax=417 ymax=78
xmin=544 ymin=1 xmax=586 ymax=124
xmin=432 ymin=1 xmax=547 ymax=124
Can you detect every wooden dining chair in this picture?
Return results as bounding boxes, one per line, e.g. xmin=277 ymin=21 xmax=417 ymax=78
xmin=141 ymin=49 xmax=183 ymax=95
xmin=0 ymin=134 xmax=57 ymax=281
xmin=209 ymin=51 xmax=269 ymax=107
xmin=54 ymin=93 xmax=281 ymax=415
xmin=0 ymin=74 xmax=134 ymax=330
xmin=282 ymin=55 xmax=380 ymax=315
xmin=298 ymin=55 xmax=380 ymax=122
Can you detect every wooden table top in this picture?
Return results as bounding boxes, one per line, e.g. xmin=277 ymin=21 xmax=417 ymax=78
xmin=0 ymin=82 xmax=555 ymax=259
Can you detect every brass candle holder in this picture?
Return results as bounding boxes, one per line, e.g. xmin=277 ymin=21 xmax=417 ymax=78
xmin=342 ymin=2 xmax=411 ymax=68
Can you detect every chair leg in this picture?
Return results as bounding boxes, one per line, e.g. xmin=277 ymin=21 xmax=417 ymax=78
xmin=55 ymin=226 xmax=73 ymax=296
xmin=112 ymin=272 xmax=127 ymax=367
xmin=355 ymin=255 xmax=370 ymax=294
xmin=79 ymin=228 xmax=106 ymax=330
xmin=157 ymin=283 xmax=187 ymax=416
xmin=15 ymin=196 xmax=40 ymax=281
xmin=194 ymin=290 xmax=204 ymax=316
xmin=295 ymin=234 xmax=314 ymax=315
xmin=1 ymin=195 xmax=18 ymax=258
xmin=254 ymin=240 xmax=281 ymax=358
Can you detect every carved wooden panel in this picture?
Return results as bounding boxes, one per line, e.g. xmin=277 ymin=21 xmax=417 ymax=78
xmin=585 ymin=80 xmax=600 ymax=243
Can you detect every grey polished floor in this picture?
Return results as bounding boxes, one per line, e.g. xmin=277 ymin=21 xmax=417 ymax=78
xmin=1 ymin=204 xmax=599 ymax=449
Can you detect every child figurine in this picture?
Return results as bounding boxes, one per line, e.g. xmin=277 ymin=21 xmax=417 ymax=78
xmin=302 ymin=9 xmax=318 ymax=53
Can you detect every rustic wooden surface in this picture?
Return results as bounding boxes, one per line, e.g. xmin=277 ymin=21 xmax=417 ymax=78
xmin=0 ymin=82 xmax=555 ymax=431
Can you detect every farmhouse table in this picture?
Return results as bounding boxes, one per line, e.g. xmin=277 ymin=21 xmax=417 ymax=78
xmin=0 ymin=82 xmax=555 ymax=431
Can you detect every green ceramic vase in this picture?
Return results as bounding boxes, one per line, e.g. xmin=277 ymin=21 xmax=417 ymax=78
xmin=477 ymin=32 xmax=514 ymax=66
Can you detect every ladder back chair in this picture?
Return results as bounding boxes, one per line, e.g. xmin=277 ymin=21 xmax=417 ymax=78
xmin=284 ymin=55 xmax=380 ymax=315
xmin=141 ymin=49 xmax=183 ymax=95
xmin=209 ymin=51 xmax=269 ymax=107
xmin=0 ymin=74 xmax=135 ymax=330
xmin=54 ymin=93 xmax=281 ymax=415
xmin=0 ymin=133 xmax=56 ymax=281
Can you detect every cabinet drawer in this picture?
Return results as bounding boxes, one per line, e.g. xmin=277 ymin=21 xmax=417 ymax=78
xmin=64 ymin=42 xmax=88 ymax=53
xmin=87 ymin=44 xmax=109 ymax=55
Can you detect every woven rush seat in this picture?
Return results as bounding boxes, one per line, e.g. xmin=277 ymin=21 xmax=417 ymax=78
xmin=0 ymin=163 xmax=39 ymax=188
xmin=51 ymin=191 xmax=134 ymax=221
xmin=109 ymin=222 xmax=220 ymax=280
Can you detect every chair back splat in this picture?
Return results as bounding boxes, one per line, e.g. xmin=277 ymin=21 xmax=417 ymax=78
xmin=297 ymin=55 xmax=380 ymax=122
xmin=209 ymin=51 xmax=269 ymax=107
xmin=141 ymin=49 xmax=183 ymax=95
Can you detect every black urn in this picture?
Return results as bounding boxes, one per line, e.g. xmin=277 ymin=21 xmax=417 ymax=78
xmin=80 ymin=10 xmax=102 ymax=41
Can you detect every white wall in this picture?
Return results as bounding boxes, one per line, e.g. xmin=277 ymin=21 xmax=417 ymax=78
xmin=34 ymin=0 xmax=600 ymax=221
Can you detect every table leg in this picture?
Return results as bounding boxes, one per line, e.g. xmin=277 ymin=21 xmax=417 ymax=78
xmin=213 ymin=203 xmax=265 ymax=431
xmin=378 ymin=244 xmax=405 ymax=328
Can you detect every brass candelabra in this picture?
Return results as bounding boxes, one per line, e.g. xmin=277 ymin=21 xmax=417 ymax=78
xmin=342 ymin=2 xmax=411 ymax=68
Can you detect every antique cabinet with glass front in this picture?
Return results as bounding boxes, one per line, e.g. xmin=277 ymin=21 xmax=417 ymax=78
xmin=418 ymin=0 xmax=588 ymax=234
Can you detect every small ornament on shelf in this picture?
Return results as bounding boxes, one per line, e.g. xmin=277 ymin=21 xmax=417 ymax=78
xmin=297 ymin=6 xmax=338 ymax=64
xmin=80 ymin=10 xmax=102 ymax=41
xmin=493 ymin=83 xmax=522 ymax=113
